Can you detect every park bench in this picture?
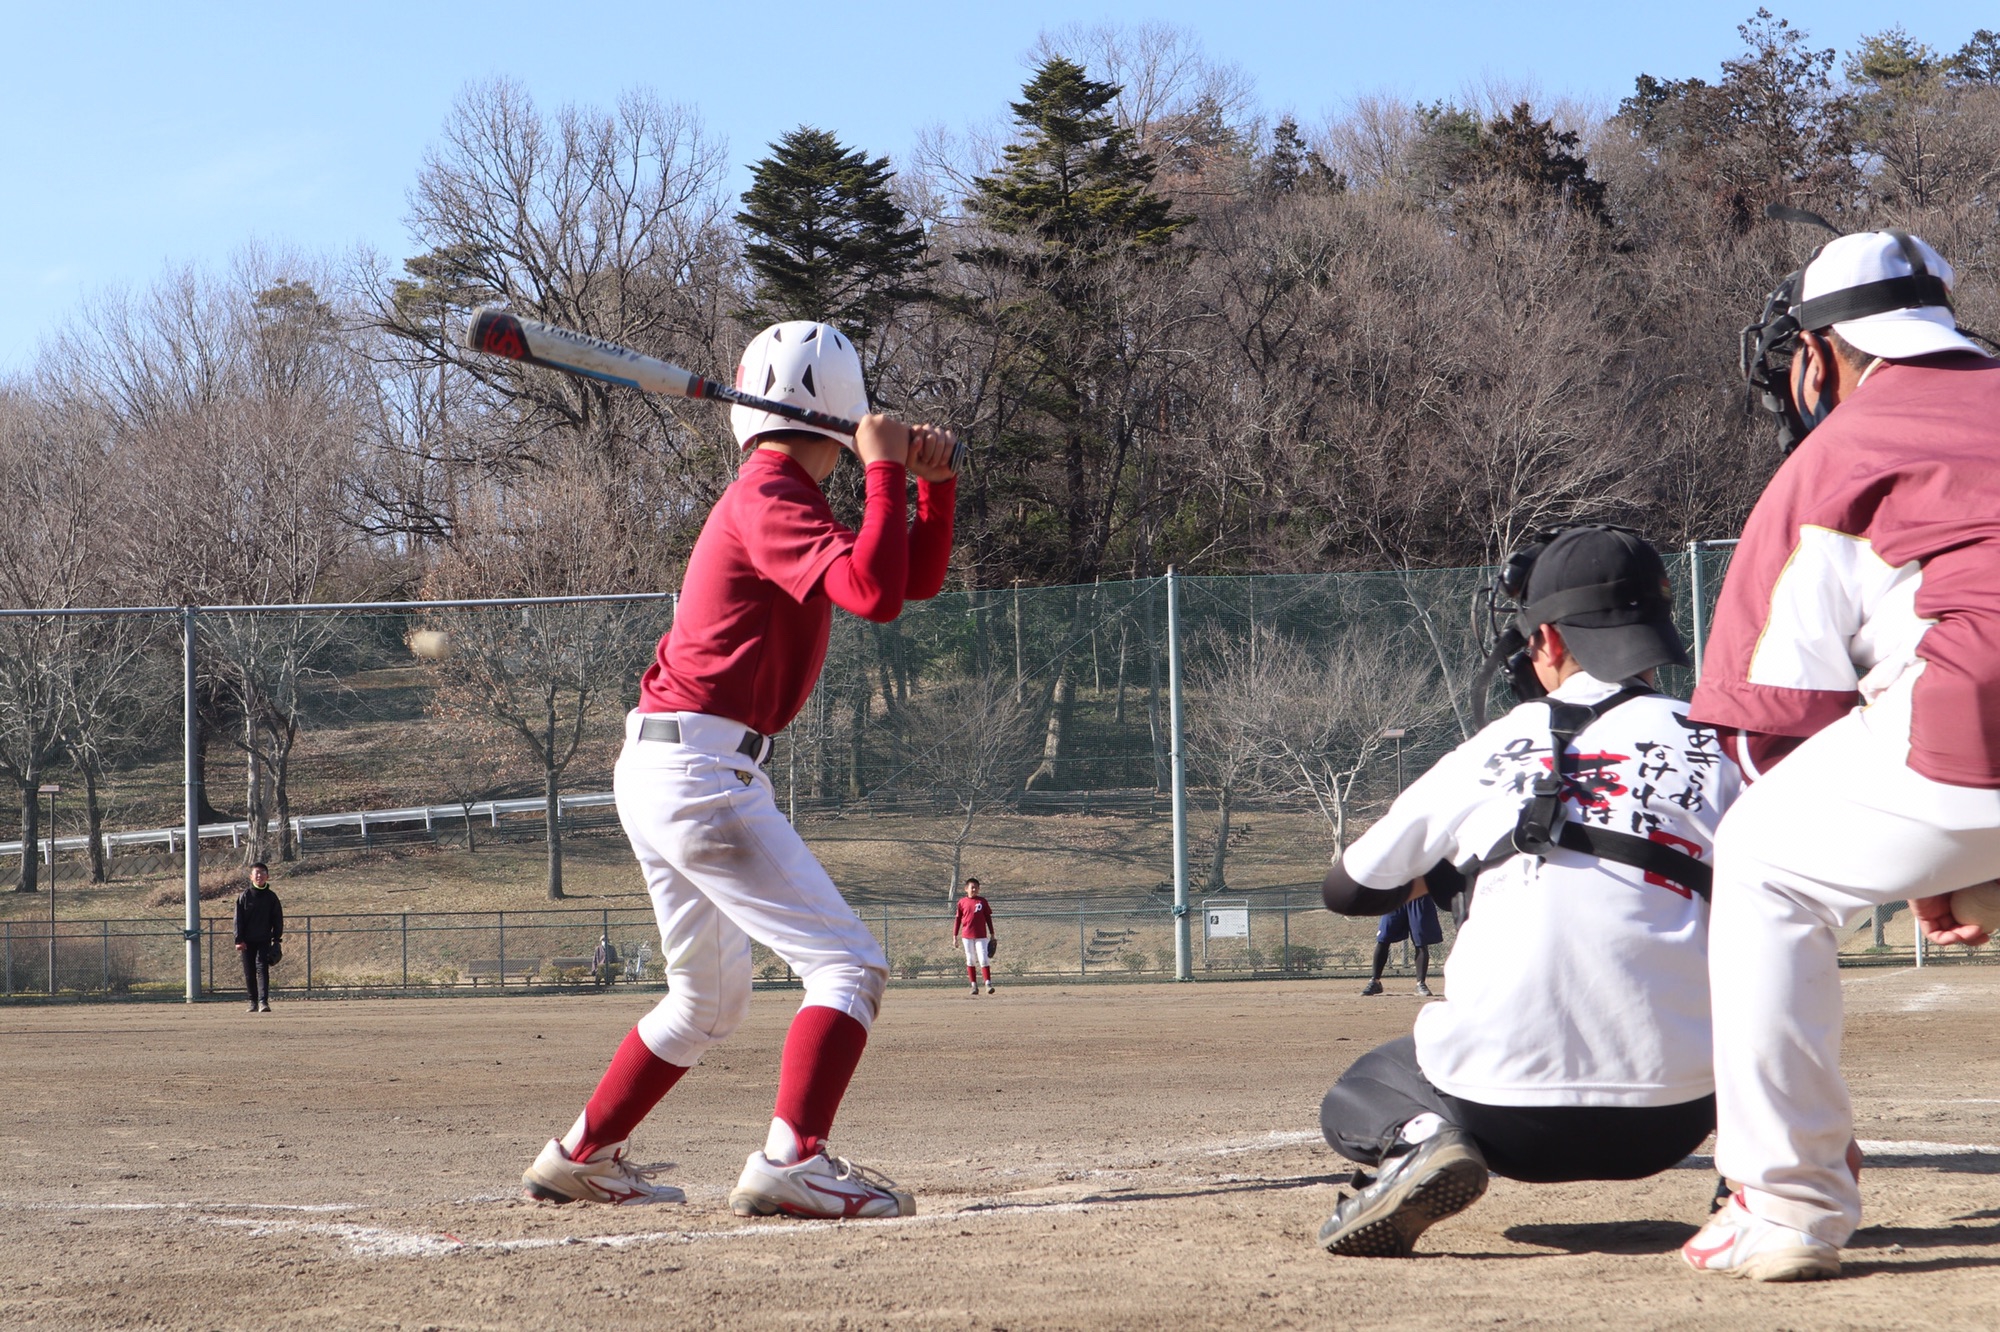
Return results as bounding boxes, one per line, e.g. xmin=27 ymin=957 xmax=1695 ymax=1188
xmin=544 ymin=956 xmax=605 ymax=984
xmin=465 ymin=959 xmax=539 ymax=985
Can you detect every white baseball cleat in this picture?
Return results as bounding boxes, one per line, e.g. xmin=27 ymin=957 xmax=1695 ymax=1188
xmin=521 ymin=1138 xmax=686 ymax=1206
xmin=729 ymin=1149 xmax=916 ymax=1219
xmin=1682 ymin=1194 xmax=1839 ymax=1281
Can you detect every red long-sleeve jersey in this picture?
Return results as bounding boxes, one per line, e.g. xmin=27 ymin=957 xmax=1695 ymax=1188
xmin=639 ymin=450 xmax=955 ymax=735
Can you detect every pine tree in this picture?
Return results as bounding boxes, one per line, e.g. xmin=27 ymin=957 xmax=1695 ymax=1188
xmin=1949 ymin=29 xmax=2000 ymax=85
xmin=1259 ymin=116 xmax=1343 ymax=196
xmin=970 ymin=57 xmax=1184 ymax=257
xmin=965 ymin=58 xmax=1190 ymax=790
xmin=736 ymin=127 xmax=931 ymax=345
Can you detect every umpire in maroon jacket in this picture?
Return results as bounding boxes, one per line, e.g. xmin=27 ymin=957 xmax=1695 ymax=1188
xmin=233 ymin=862 xmax=284 ymax=1012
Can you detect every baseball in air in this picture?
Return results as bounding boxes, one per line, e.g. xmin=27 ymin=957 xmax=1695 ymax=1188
xmin=1949 ymin=881 xmax=2000 ymax=933
xmin=407 ymin=629 xmax=452 ymax=661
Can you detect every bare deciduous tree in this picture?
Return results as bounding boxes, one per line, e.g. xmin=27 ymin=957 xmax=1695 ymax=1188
xmin=420 ymin=454 xmax=663 ymax=900
xmin=1184 ymin=626 xmax=1288 ymax=892
xmin=366 ymin=78 xmax=739 ymax=533
xmin=1266 ymin=632 xmax=1446 ymax=854
xmin=898 ymin=671 xmax=1044 ymax=904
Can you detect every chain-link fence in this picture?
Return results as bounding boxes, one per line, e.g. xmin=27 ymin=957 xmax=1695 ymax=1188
xmin=0 ymin=548 xmax=1732 ymax=870
xmin=14 ymin=544 xmax=1976 ymax=1005
xmin=0 ymin=890 xmax=1961 ymax=1002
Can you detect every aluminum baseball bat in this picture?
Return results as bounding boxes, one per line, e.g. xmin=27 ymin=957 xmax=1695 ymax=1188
xmin=465 ymin=308 xmax=966 ymax=471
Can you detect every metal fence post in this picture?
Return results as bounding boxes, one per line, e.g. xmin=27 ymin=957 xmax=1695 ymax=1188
xmin=498 ymin=912 xmax=506 ymax=989
xmin=206 ymin=917 xmax=215 ymax=994
xmin=102 ymin=920 xmax=109 ymax=993
xmin=402 ymin=913 xmax=409 ymax=988
xmin=1282 ymin=894 xmax=1290 ymax=972
xmin=305 ymin=916 xmax=313 ymax=992
xmin=183 ymin=604 xmax=201 ymax=1003
xmin=1688 ymin=541 xmax=1706 ymax=684
xmin=4 ymin=920 xmax=11 ymax=996
xmin=1167 ymin=568 xmax=1191 ymax=981
xmin=1079 ymin=903 xmax=1087 ymax=977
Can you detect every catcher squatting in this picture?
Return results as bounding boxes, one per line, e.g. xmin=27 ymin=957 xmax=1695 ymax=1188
xmin=519 ymin=224 xmax=2000 ymax=1278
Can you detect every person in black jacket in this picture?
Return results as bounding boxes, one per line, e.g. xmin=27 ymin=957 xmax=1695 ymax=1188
xmin=233 ymin=862 xmax=284 ymax=1012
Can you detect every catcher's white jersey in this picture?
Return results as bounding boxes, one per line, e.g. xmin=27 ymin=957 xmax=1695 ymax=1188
xmin=1341 ymin=672 xmax=1743 ymax=1108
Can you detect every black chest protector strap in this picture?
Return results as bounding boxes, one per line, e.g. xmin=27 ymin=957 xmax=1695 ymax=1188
xmin=1483 ymin=687 xmax=1713 ymax=902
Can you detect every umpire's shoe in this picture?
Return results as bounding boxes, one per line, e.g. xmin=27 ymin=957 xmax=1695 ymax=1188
xmin=1319 ymin=1126 xmax=1488 ymax=1257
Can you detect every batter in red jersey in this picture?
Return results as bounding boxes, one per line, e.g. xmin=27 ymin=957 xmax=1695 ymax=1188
xmin=952 ymin=878 xmax=998 ymax=994
xmin=522 ymin=320 xmax=956 ymax=1219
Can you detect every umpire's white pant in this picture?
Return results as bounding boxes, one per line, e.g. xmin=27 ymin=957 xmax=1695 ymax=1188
xmin=1709 ymin=677 xmax=2000 ymax=1245
xmin=614 ymin=711 xmax=888 ymax=1068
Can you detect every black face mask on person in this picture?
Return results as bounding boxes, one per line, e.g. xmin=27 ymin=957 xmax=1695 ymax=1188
xmin=1741 ymin=207 xmax=1960 ymax=455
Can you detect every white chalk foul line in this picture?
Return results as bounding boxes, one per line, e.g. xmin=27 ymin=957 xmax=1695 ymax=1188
xmin=13 ymin=1200 xmax=366 ymax=1214
xmin=1200 ymin=1130 xmax=1322 ymax=1157
xmin=192 ymin=1198 xmax=1126 ymax=1259
xmin=1856 ymin=1139 xmax=2000 ymax=1155
xmin=1679 ymin=1138 xmax=1999 ymax=1171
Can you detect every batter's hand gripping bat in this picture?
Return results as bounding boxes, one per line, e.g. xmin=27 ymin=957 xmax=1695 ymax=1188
xmin=465 ymin=308 xmax=966 ymax=471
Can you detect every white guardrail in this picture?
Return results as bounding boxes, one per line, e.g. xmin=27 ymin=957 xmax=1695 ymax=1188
xmin=0 ymin=792 xmax=617 ymax=860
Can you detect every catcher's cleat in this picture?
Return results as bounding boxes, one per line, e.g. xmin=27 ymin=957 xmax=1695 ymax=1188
xmin=1682 ymin=1193 xmax=1839 ymax=1281
xmin=1319 ymin=1127 xmax=1488 ymax=1258
xmin=729 ymin=1149 xmax=915 ymax=1219
xmin=521 ymin=1138 xmax=685 ymax=1206
xmin=1359 ymin=980 xmax=1384 ymax=996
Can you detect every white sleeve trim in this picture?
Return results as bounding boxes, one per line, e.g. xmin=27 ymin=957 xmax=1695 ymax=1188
xmin=1746 ymin=525 xmax=1925 ymax=692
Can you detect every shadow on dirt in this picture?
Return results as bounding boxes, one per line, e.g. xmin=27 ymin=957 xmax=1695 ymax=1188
xmin=1850 ymin=1217 xmax=2000 ymax=1250
xmin=1502 ymin=1220 xmax=1698 ymax=1254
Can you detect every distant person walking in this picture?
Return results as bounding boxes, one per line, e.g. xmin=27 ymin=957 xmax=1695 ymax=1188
xmin=593 ymin=934 xmax=620 ymax=987
xmin=953 ymin=879 xmax=998 ymax=995
xmin=233 ymin=862 xmax=283 ymax=1013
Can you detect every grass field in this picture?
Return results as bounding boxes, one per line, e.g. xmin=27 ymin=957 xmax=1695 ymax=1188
xmin=1 ymin=967 xmax=1996 ymax=1330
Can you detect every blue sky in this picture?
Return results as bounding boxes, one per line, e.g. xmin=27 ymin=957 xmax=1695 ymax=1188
xmin=3 ymin=1 xmax=1991 ymax=372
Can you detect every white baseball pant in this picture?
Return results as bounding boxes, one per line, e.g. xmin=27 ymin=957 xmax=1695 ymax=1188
xmin=1708 ymin=679 xmax=2000 ymax=1245
xmin=960 ymin=937 xmax=990 ymax=967
xmin=613 ymin=711 xmax=888 ymax=1068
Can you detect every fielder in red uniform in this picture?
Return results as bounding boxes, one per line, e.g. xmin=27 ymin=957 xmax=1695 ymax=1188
xmin=952 ymin=878 xmax=997 ymax=994
xmin=522 ymin=320 xmax=956 ymax=1219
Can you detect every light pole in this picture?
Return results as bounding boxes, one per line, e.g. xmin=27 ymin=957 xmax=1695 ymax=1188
xmin=39 ymin=784 xmax=59 ymax=996
xmin=1383 ymin=728 xmax=1408 ymax=795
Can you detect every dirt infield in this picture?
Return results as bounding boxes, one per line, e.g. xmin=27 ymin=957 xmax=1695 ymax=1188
xmin=2 ymin=968 xmax=1996 ymax=1331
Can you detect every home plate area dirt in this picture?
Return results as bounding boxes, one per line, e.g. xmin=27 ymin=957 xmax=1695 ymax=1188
xmin=2 ymin=969 xmax=1996 ymax=1330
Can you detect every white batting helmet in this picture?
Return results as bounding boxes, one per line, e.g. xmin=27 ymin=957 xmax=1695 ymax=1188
xmin=730 ymin=321 xmax=868 ymax=448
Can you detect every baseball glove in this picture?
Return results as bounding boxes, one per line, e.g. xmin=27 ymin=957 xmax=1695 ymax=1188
xmin=986 ymin=938 xmax=999 ymax=959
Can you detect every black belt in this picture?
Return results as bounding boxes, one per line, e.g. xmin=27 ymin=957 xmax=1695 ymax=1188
xmin=636 ymin=716 xmax=769 ymax=763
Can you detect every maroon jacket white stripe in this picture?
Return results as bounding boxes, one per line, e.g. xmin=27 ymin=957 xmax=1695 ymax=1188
xmin=1689 ymin=353 xmax=2000 ymax=788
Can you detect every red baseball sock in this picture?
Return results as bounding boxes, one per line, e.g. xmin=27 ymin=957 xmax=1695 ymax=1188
xmin=571 ymin=1027 xmax=689 ymax=1161
xmin=772 ymin=1005 xmax=869 ymax=1156
xmin=967 ymin=965 xmax=978 ymax=983
xmin=981 ymin=967 xmax=991 ymax=982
